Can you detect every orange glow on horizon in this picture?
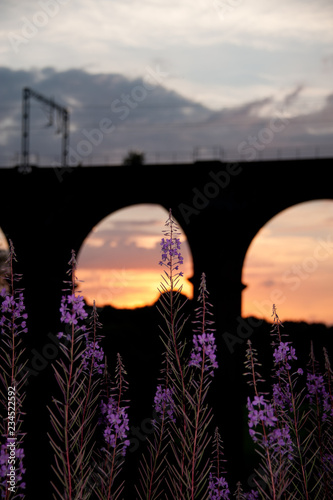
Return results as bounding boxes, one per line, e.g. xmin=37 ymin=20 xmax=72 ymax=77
xmin=76 ymin=204 xmax=194 ymax=310
xmin=77 ymin=267 xmax=193 ymax=309
xmin=76 ymin=202 xmax=333 ymax=323
xmin=242 ymin=200 xmax=333 ymax=326
xmin=0 ymin=228 xmax=9 ymax=250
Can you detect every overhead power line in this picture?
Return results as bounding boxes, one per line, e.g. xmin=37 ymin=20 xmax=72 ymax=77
xmin=21 ymin=87 xmax=69 ymax=172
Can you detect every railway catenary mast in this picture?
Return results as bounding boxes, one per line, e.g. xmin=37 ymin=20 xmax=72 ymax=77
xmin=21 ymin=87 xmax=69 ymax=172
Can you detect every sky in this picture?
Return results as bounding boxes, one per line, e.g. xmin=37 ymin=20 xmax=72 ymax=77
xmin=75 ymin=205 xmax=194 ymax=309
xmin=1 ymin=200 xmax=333 ymax=326
xmin=242 ymin=200 xmax=333 ymax=326
xmin=1 ymin=1 xmax=333 ymax=323
xmin=0 ymin=0 xmax=333 ymax=165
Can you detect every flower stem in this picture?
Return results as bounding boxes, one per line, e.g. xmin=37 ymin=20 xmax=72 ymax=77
xmin=286 ymin=369 xmax=309 ymax=500
xmin=249 ymin=344 xmax=276 ymax=500
xmin=64 ymin=260 xmax=76 ymax=499
xmin=191 ymin=345 xmax=205 ymax=500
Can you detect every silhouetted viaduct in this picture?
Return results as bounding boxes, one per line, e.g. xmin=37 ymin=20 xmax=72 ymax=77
xmin=1 ymin=157 xmax=333 ymax=497
xmin=2 ymin=158 xmax=333 ymax=328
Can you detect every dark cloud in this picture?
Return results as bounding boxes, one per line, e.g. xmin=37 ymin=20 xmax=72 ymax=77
xmin=282 ymin=85 xmax=304 ymax=107
xmin=0 ymin=66 xmax=332 ymax=166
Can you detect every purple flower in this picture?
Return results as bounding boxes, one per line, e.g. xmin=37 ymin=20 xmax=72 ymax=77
xmin=158 ymin=211 xmax=184 ymax=273
xmin=153 ymin=385 xmax=176 ymax=425
xmin=247 ymin=396 xmax=294 ymax=458
xmin=60 ymin=294 xmax=88 ymax=325
xmin=307 ymin=373 xmax=325 ymax=394
xmin=100 ymin=397 xmax=130 ymax=456
xmin=247 ymin=397 xmax=277 ymax=432
xmin=268 ymin=426 xmax=293 ymax=460
xmin=0 ymin=441 xmax=26 ymax=492
xmin=0 ymin=444 xmax=9 ymax=480
xmin=249 ymin=428 xmax=258 ymax=442
xmin=323 ymin=453 xmax=333 ymax=474
xmin=245 ymin=491 xmax=259 ymax=500
xmin=189 ymin=275 xmax=218 ymax=375
xmin=272 ymin=382 xmax=292 ymax=411
xmin=273 ymin=342 xmax=297 ymax=366
xmin=189 ymin=332 xmax=218 ymax=375
xmin=306 ymin=372 xmax=331 ymax=421
xmin=81 ymin=341 xmax=105 ymax=374
xmin=208 ymin=473 xmax=230 ymax=499
xmin=264 ymin=405 xmax=278 ymax=427
xmin=273 ymin=341 xmax=298 ymax=375
xmin=253 ymin=395 xmax=265 ymax=406
xmin=58 ymin=293 xmax=88 ymax=344
xmin=1 ymin=295 xmax=15 ymax=312
xmin=159 ymin=237 xmax=183 ymax=269
xmin=0 ymin=291 xmax=28 ymax=336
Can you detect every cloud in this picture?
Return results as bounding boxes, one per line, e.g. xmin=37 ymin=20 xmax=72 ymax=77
xmin=78 ymin=239 xmax=158 ymax=270
xmin=77 ymin=206 xmax=193 ymax=274
xmin=0 ymin=66 xmax=332 ymax=167
xmin=85 ymin=237 xmax=105 ymax=248
xmin=3 ymin=1 xmax=333 ymax=56
xmin=78 ymin=235 xmax=193 ymax=272
xmin=282 ymin=85 xmax=304 ymax=108
xmin=256 ymin=201 xmax=333 ymax=239
xmin=1 ymin=0 xmax=332 ymax=120
xmin=260 ymin=279 xmax=276 ymax=288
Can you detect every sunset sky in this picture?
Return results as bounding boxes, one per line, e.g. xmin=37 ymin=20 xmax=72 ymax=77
xmin=0 ymin=229 xmax=9 ymax=251
xmin=73 ymin=199 xmax=333 ymax=326
xmin=1 ymin=2 xmax=333 ymax=323
xmin=76 ymin=205 xmax=194 ymax=309
xmin=1 ymin=201 xmax=333 ymax=324
xmin=242 ymin=200 xmax=333 ymax=326
xmin=79 ymin=201 xmax=333 ymax=325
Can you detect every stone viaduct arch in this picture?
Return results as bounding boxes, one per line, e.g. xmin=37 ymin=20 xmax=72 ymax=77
xmin=1 ymin=158 xmax=332 ymax=330
xmin=1 ymin=157 xmax=333 ymax=496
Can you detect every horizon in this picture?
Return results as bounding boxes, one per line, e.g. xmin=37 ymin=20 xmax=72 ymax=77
xmin=74 ymin=200 xmax=333 ymax=327
xmin=1 ymin=199 xmax=333 ymax=326
xmin=1 ymin=1 xmax=333 ymax=326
